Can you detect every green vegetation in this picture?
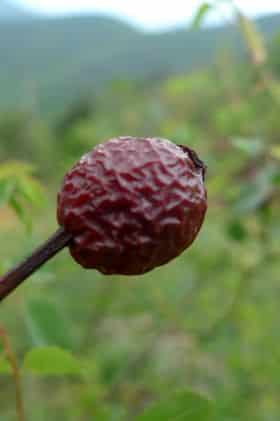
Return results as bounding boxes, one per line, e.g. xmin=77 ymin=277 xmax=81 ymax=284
xmin=1 ymin=5 xmax=280 ymax=420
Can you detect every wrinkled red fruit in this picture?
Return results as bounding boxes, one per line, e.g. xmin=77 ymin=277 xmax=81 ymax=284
xmin=57 ymin=137 xmax=207 ymax=275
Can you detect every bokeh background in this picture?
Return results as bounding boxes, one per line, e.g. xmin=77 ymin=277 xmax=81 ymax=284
xmin=0 ymin=1 xmax=280 ymax=420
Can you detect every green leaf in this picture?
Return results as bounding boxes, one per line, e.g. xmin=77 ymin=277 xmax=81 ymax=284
xmin=233 ymin=165 xmax=278 ymax=214
xmin=25 ymin=299 xmax=74 ymax=350
xmin=272 ymin=172 xmax=280 ymax=185
xmin=23 ymin=346 xmax=82 ymax=376
xmin=0 ymin=357 xmax=11 ymax=374
xmin=9 ymin=196 xmax=32 ymax=231
xmin=270 ymin=145 xmax=280 ymax=160
xmin=192 ymin=3 xmax=212 ymax=29
xmin=137 ymin=389 xmax=214 ymax=421
xmin=17 ymin=177 xmax=45 ymax=208
xmin=227 ymin=219 xmax=247 ymax=242
xmin=237 ymin=11 xmax=267 ymax=66
xmin=0 ymin=161 xmax=45 ymax=229
xmin=0 ymin=179 xmax=15 ymax=207
xmin=233 ymin=183 xmax=270 ymax=214
xmin=0 ymin=161 xmax=35 ymax=180
xmin=231 ymin=137 xmax=264 ymax=157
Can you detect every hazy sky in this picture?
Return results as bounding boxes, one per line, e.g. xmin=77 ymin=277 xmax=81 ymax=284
xmin=18 ymin=0 xmax=280 ymax=30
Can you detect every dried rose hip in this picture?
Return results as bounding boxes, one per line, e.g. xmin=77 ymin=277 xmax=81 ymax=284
xmin=57 ymin=137 xmax=207 ymax=275
xmin=0 ymin=136 xmax=208 ymax=302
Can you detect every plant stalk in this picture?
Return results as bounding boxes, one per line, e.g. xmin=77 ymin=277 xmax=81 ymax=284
xmin=0 ymin=227 xmax=71 ymax=303
xmin=0 ymin=325 xmax=25 ymax=421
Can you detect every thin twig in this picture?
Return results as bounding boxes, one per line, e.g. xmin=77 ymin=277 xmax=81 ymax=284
xmin=0 ymin=324 xmax=25 ymax=421
xmin=0 ymin=227 xmax=71 ymax=303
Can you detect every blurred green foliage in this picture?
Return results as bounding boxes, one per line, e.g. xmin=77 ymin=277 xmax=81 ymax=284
xmin=0 ymin=11 xmax=280 ymax=421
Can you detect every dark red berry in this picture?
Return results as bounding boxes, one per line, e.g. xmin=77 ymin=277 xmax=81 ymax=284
xmin=57 ymin=137 xmax=207 ymax=275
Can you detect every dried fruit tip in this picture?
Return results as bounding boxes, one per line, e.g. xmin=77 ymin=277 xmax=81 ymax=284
xmin=178 ymin=144 xmax=207 ymax=181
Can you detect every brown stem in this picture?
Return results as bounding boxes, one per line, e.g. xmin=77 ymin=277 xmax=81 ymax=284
xmin=0 ymin=227 xmax=72 ymax=303
xmin=0 ymin=324 xmax=25 ymax=421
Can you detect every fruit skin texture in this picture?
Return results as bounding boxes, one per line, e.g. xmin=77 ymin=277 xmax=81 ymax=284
xmin=57 ymin=137 xmax=207 ymax=275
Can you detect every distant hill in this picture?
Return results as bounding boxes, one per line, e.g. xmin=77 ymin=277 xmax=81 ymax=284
xmin=0 ymin=11 xmax=280 ymax=116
